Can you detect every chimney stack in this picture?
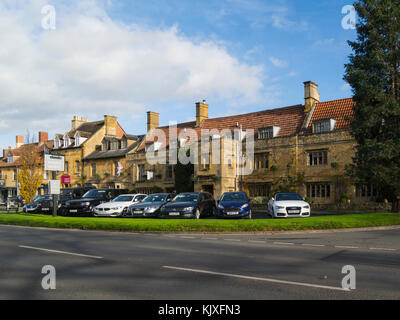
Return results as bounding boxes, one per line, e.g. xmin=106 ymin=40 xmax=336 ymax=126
xmin=16 ymin=136 xmax=24 ymax=149
xmin=196 ymin=100 xmax=208 ymax=127
xmin=104 ymin=115 xmax=118 ymax=137
xmin=304 ymin=81 xmax=320 ymax=113
xmin=71 ymin=116 xmax=88 ymax=131
xmin=39 ymin=132 xmax=48 ymax=143
xmin=147 ymin=111 xmax=159 ymax=132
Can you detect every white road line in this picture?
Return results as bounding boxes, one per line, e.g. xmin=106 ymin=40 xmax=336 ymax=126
xmin=302 ymin=244 xmax=325 ymax=247
xmin=248 ymin=240 xmax=266 ymax=244
xmin=335 ymin=246 xmax=359 ymax=249
xmin=274 ymin=242 xmax=294 ymax=246
xmin=202 ymin=237 xmax=218 ymax=240
xmin=163 ymin=266 xmax=350 ymax=292
xmin=369 ymin=247 xmax=396 ymax=251
xmin=19 ymin=245 xmax=103 ymax=259
xmin=180 ymin=236 xmax=196 ymax=239
xmin=224 ymin=239 xmax=241 ymax=242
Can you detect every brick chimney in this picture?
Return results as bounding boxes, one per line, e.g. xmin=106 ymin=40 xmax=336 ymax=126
xmin=304 ymin=81 xmax=320 ymax=113
xmin=39 ymin=132 xmax=48 ymax=143
xmin=16 ymin=136 xmax=24 ymax=148
xmin=72 ymin=116 xmax=88 ymax=131
xmin=104 ymin=115 xmax=117 ymax=137
xmin=196 ymin=100 xmax=208 ymax=127
xmin=147 ymin=111 xmax=159 ymax=132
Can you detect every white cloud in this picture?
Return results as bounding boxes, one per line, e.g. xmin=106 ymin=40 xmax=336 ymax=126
xmin=0 ymin=0 xmax=265 ymax=137
xmin=269 ymin=57 xmax=288 ymax=68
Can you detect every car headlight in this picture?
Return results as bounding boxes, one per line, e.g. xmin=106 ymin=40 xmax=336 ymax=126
xmin=183 ymin=207 xmax=194 ymax=212
xmin=275 ymin=206 xmax=285 ymax=209
xmin=303 ymin=205 xmax=310 ymax=209
xmin=145 ymin=207 xmax=157 ymax=213
xmin=217 ymin=204 xmax=224 ymax=209
xmin=241 ymin=203 xmax=249 ymax=209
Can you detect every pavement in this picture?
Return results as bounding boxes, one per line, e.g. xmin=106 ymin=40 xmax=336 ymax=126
xmin=0 ymin=224 xmax=399 ymax=299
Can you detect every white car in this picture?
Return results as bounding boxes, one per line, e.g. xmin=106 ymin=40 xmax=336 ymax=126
xmin=93 ymin=194 xmax=147 ymax=217
xmin=268 ymin=192 xmax=311 ymax=218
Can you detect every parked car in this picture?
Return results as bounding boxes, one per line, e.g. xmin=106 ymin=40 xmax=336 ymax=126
xmin=64 ymin=189 xmax=129 ymax=216
xmin=93 ymin=194 xmax=147 ymax=217
xmin=268 ymin=192 xmax=311 ymax=218
xmin=216 ymin=192 xmax=252 ymax=219
xmin=23 ymin=195 xmax=52 ymax=214
xmin=159 ymin=192 xmax=216 ymax=219
xmin=8 ymin=195 xmax=25 ymax=207
xmin=42 ymin=186 xmax=96 ymax=215
xmin=128 ymin=193 xmax=174 ymax=218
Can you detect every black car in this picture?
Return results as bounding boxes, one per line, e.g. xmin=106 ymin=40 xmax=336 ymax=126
xmin=23 ymin=195 xmax=52 ymax=214
xmin=128 ymin=193 xmax=174 ymax=218
xmin=159 ymin=192 xmax=216 ymax=219
xmin=64 ymin=188 xmax=129 ymax=216
xmin=41 ymin=186 xmax=96 ymax=215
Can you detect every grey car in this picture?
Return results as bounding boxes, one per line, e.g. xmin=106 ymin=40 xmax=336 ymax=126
xmin=128 ymin=193 xmax=174 ymax=218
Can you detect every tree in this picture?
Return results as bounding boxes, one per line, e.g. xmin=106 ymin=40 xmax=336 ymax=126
xmin=174 ymin=148 xmax=194 ymax=194
xmin=17 ymin=144 xmax=44 ymax=204
xmin=344 ymin=0 xmax=400 ymax=212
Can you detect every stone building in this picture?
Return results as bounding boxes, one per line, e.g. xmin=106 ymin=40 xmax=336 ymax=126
xmin=0 ymin=132 xmax=53 ymax=201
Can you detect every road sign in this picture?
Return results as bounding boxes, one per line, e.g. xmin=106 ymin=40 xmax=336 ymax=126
xmin=45 ymin=155 xmax=64 ymax=171
xmin=49 ymin=180 xmax=61 ymax=195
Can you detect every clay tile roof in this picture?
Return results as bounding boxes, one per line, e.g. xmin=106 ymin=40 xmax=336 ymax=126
xmin=307 ymin=98 xmax=355 ymax=133
xmin=202 ymin=104 xmax=305 ymax=137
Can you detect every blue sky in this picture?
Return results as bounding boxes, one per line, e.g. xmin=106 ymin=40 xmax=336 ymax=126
xmin=0 ymin=0 xmax=356 ymax=151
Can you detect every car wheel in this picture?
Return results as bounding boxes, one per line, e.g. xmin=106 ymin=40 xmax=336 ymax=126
xmin=195 ymin=209 xmax=201 ymax=220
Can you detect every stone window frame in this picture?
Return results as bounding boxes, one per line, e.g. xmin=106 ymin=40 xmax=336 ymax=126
xmin=307 ymin=149 xmax=328 ymax=167
xmin=306 ymin=182 xmax=331 ymax=199
xmin=254 ymin=152 xmax=270 ymax=170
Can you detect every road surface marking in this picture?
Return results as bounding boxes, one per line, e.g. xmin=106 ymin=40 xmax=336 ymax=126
xmin=302 ymin=244 xmax=325 ymax=247
xmin=19 ymin=245 xmax=103 ymax=259
xmin=181 ymin=236 xmax=196 ymax=239
xmin=369 ymin=247 xmax=396 ymax=251
xmin=202 ymin=237 xmax=218 ymax=240
xmin=163 ymin=266 xmax=350 ymax=292
xmin=335 ymin=246 xmax=359 ymax=249
xmin=274 ymin=242 xmax=294 ymax=245
xmin=248 ymin=240 xmax=266 ymax=244
xmin=224 ymin=239 xmax=241 ymax=242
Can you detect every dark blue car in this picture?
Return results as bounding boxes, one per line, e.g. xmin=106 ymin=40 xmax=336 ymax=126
xmin=216 ymin=192 xmax=252 ymax=219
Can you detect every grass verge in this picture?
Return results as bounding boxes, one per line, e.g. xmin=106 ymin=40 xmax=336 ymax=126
xmin=0 ymin=212 xmax=399 ymax=233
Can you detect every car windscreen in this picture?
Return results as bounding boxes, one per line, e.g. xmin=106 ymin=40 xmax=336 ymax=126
xmin=142 ymin=194 xmax=167 ymax=202
xmin=61 ymin=189 xmax=73 ymax=197
xmin=82 ymin=190 xmax=107 ymax=199
xmin=275 ymin=193 xmax=303 ymax=201
xmin=172 ymin=194 xmax=199 ymax=203
xmin=221 ymin=193 xmax=247 ymax=202
xmin=112 ymin=195 xmax=134 ymax=202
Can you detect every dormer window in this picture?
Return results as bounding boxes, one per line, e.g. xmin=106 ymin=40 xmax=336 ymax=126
xmin=7 ymin=156 xmax=13 ymax=164
xmin=313 ymin=119 xmax=336 ymax=133
xmin=54 ymin=136 xmax=61 ymax=149
xmin=63 ymin=134 xmax=70 ymax=148
xmin=258 ymin=126 xmax=280 ymax=139
xmin=74 ymin=133 xmax=81 ymax=147
xmin=122 ymin=139 xmax=127 ymax=149
xmin=145 ymin=142 xmax=162 ymax=152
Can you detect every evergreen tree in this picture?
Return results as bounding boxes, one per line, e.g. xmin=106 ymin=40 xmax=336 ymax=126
xmin=344 ymin=0 xmax=400 ymax=211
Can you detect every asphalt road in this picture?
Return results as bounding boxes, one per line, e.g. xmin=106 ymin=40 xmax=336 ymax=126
xmin=0 ymin=224 xmax=399 ymax=299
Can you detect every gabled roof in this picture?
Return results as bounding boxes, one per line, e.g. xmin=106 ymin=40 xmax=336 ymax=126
xmin=0 ymin=141 xmax=53 ymax=168
xmin=84 ymin=136 xmax=144 ymax=160
xmin=307 ymin=98 xmax=355 ymax=133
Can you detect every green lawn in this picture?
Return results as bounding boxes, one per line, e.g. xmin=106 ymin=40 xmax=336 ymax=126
xmin=0 ymin=212 xmax=399 ymax=232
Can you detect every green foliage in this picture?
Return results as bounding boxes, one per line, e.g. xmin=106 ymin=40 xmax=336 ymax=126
xmin=174 ymin=148 xmax=194 ymax=193
xmin=251 ymin=197 xmax=269 ymax=204
xmin=272 ymin=173 xmax=306 ymax=194
xmin=344 ymin=0 xmax=400 ymax=211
